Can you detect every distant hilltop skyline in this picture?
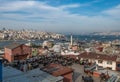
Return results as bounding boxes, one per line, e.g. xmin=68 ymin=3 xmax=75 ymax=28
xmin=1 ymin=28 xmax=120 ymax=36
xmin=0 ymin=0 xmax=120 ymax=33
xmin=0 ymin=28 xmax=65 ymax=40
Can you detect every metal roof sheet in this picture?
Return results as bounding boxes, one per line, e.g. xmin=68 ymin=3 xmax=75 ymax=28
xmin=5 ymin=43 xmax=23 ymax=49
xmin=3 ymin=66 xmax=63 ymax=82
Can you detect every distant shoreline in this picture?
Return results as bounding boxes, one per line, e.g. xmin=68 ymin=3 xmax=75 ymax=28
xmin=0 ymin=39 xmax=26 ymax=42
xmin=1 ymin=35 xmax=120 ymax=42
xmin=0 ymin=35 xmax=120 ymax=49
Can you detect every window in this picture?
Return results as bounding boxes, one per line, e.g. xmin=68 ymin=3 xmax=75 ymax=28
xmin=107 ymin=61 xmax=112 ymax=65
xmin=117 ymin=64 xmax=120 ymax=67
xmin=98 ymin=60 xmax=103 ymax=64
xmin=14 ymin=55 xmax=19 ymax=60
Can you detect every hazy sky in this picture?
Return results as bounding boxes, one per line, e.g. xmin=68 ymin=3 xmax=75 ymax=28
xmin=0 ymin=0 xmax=120 ymax=34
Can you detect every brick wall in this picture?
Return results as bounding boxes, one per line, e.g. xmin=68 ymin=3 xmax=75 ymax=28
xmin=12 ymin=46 xmax=22 ymax=56
xmin=4 ymin=48 xmax=12 ymax=62
xmin=4 ymin=44 xmax=31 ymax=62
xmin=22 ymin=45 xmax=31 ymax=55
xmin=63 ymin=72 xmax=73 ymax=82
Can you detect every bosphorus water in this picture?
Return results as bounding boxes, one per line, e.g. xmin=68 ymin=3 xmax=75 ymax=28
xmin=0 ymin=35 xmax=120 ymax=48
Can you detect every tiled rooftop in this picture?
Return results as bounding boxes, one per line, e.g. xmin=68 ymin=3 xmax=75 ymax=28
xmin=42 ymin=63 xmax=73 ymax=77
xmin=79 ymin=52 xmax=117 ymax=61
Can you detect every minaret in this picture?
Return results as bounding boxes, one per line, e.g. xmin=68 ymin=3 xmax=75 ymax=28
xmin=70 ymin=34 xmax=73 ymax=46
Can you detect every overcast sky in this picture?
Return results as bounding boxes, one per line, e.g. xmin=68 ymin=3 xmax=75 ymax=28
xmin=0 ymin=0 xmax=120 ymax=34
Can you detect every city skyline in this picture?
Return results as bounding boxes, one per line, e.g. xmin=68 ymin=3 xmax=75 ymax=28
xmin=0 ymin=0 xmax=120 ymax=34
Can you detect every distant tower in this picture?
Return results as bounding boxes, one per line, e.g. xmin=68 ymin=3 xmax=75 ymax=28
xmin=70 ymin=34 xmax=73 ymax=46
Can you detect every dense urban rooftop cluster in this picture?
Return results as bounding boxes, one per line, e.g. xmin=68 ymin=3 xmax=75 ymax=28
xmin=0 ymin=40 xmax=119 ymax=80
xmin=1 ymin=34 xmax=120 ymax=82
xmin=0 ymin=28 xmax=65 ymax=40
xmin=91 ymin=32 xmax=120 ymax=36
xmin=2 ymin=41 xmax=120 ymax=82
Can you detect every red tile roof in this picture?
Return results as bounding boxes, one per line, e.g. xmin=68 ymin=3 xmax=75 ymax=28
xmin=63 ymin=55 xmax=77 ymax=59
xmin=42 ymin=63 xmax=73 ymax=77
xmin=79 ymin=52 xmax=117 ymax=61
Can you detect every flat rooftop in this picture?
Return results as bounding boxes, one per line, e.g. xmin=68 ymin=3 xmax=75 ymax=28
xmin=3 ymin=66 xmax=63 ymax=82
